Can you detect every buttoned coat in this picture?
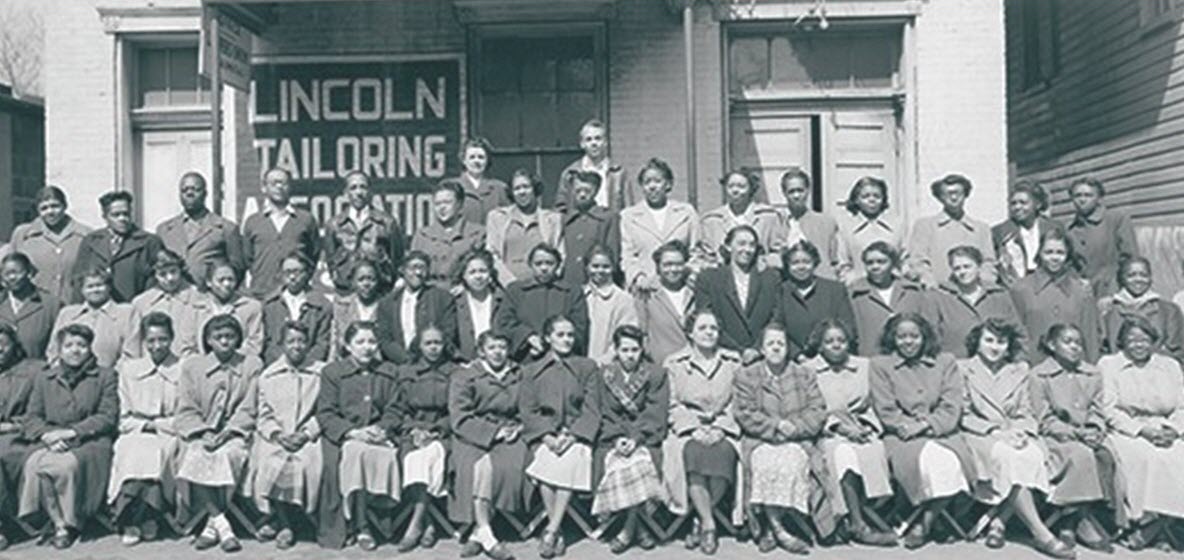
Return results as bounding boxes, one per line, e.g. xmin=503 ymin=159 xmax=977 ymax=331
xmin=519 ymin=354 xmax=601 ymax=446
xmin=1066 ymin=205 xmax=1138 ymax=297
xmin=0 ymin=288 xmax=60 ymax=359
xmin=22 ymin=360 xmax=119 ymax=524
xmin=693 ymin=266 xmax=781 ymax=353
xmin=393 ymin=359 xmax=458 ymax=447
xmin=1010 ymin=270 xmax=1102 ymax=363
xmin=0 ymin=359 xmax=46 ymax=512
xmin=868 ymin=353 xmax=975 ymax=504
xmin=555 ymin=159 xmax=634 ymax=211
xmin=496 ymin=278 xmax=589 ymax=358
xmin=775 ymin=278 xmax=856 ymax=357
xmin=836 ymin=212 xmax=907 ymax=285
xmin=733 ymin=361 xmax=836 ymax=536
xmin=260 ymin=289 xmax=333 ymax=364
xmin=773 ymin=210 xmax=846 ymax=280
xmin=109 ymin=355 xmax=181 ymax=510
xmin=634 ymin=285 xmax=695 ymax=365
xmin=588 ymin=360 xmax=669 ymax=486
xmin=485 ymin=206 xmax=564 ymax=284
xmin=991 ymin=217 xmax=1065 ymax=286
xmin=70 ymin=228 xmax=164 ymax=303
xmin=934 ymin=283 xmax=1024 ymax=358
xmin=241 ymin=206 xmax=322 ymax=298
xmin=157 ymin=210 xmax=245 ymax=280
xmin=560 ymin=205 xmax=620 ymax=287
xmin=1030 ymin=358 xmax=1115 ymax=506
xmin=8 ymin=217 xmax=91 ymax=299
xmin=698 ymin=203 xmax=782 ymax=269
xmin=907 ymin=212 xmax=997 ymax=288
xmin=457 ymin=175 xmax=510 ymax=225
xmin=452 ymin=289 xmax=503 ymax=361
xmin=584 ymin=284 xmax=639 ymax=364
xmin=619 ymin=201 xmax=700 ymax=288
xmin=244 ymin=357 xmax=324 ymax=514
xmin=447 ymin=362 xmax=532 ymax=524
xmin=48 ymin=301 xmax=135 ymax=368
xmin=957 ymin=357 xmax=1042 ymax=481
xmin=174 ymin=353 xmax=264 ymax=440
xmin=1098 ymin=293 xmax=1184 ymax=363
xmin=124 ymin=283 xmax=203 ymax=359
xmin=193 ymin=294 xmax=265 ymax=359
xmin=409 ymin=218 xmax=486 ymax=284
xmin=314 ymin=358 xmax=402 ymax=548
xmin=321 ymin=206 xmax=405 ymax=294
xmin=376 ymin=285 xmax=457 ymax=365
xmin=848 ymin=279 xmax=940 ymax=356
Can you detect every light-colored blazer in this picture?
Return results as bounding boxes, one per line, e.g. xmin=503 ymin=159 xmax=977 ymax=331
xmin=619 ymin=200 xmax=700 ymax=287
xmin=484 ymin=206 xmax=564 ymax=284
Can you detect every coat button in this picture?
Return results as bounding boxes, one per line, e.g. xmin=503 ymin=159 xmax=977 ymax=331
xmin=363 ymin=395 xmax=371 ymax=402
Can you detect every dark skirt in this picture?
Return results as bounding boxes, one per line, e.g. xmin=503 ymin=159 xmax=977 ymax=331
xmin=684 ymin=439 xmax=738 ymax=482
xmin=112 ymin=480 xmax=171 ymax=521
xmin=0 ymin=434 xmax=34 ymax=514
xmin=883 ymin=433 xmax=977 ymax=506
xmin=447 ymin=437 xmax=532 ymax=525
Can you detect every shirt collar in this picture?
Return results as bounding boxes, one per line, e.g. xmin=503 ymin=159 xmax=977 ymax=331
xmin=581 ymin=155 xmax=610 ymax=174
xmin=133 ymin=355 xmax=180 ymax=380
xmin=852 ymin=215 xmax=894 ymax=234
xmin=894 ymin=354 xmax=937 ymax=369
xmin=936 ymin=211 xmax=977 ymax=231
xmin=264 ymin=202 xmax=294 ymax=218
xmin=1074 ymin=205 xmax=1106 ymax=226
xmin=203 ymin=353 xmax=245 ymax=376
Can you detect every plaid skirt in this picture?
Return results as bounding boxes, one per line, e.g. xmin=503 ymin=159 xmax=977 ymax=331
xmin=592 ymin=447 xmax=666 ymax=516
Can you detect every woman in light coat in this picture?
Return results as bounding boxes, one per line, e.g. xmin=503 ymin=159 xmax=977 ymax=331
xmin=245 ymin=321 xmax=324 ymax=550
xmin=1099 ymin=315 xmax=1184 ymax=549
xmin=619 ymin=158 xmax=700 ymax=292
xmin=110 ymin=312 xmax=183 ymax=547
xmin=486 ymin=169 xmax=564 ymax=284
xmin=959 ymin=318 xmax=1071 ymax=558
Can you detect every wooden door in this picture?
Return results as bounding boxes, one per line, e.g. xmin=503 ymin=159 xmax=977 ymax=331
xmin=728 ymin=111 xmax=813 ymax=206
xmin=137 ymin=130 xmax=212 ymax=230
xmin=822 ymin=109 xmax=898 ymax=215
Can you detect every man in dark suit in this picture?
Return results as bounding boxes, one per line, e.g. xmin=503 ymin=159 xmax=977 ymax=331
xmin=70 ymin=191 xmax=165 ymax=303
xmin=156 ymin=171 xmax=244 ymax=282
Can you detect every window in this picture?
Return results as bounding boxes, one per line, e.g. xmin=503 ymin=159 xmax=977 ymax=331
xmin=1139 ymin=0 xmax=1182 ymax=31
xmin=136 ymin=46 xmax=210 ymax=108
xmin=729 ymin=28 xmax=901 ymax=96
xmin=472 ymin=27 xmax=606 ymax=205
xmin=1021 ymin=0 xmax=1060 ymax=89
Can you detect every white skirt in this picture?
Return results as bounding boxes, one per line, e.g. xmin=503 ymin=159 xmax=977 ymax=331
xmin=107 ymin=432 xmax=180 ymax=501
xmin=402 ymin=440 xmax=447 ymax=497
xmin=918 ymin=441 xmax=968 ymax=500
xmin=748 ymin=442 xmax=811 ymax=512
xmin=339 ymin=440 xmax=400 ymax=517
xmin=176 ymin=439 xmax=249 ymax=488
xmin=527 ymin=442 xmax=592 ymax=492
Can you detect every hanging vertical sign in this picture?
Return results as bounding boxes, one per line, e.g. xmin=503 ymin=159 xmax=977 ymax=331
xmin=199 ymin=8 xmax=252 ymax=92
xmin=247 ymin=55 xmax=464 ymax=230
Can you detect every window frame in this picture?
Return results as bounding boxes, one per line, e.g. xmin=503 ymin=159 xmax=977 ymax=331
xmin=1139 ymin=0 xmax=1183 ymax=34
xmin=467 ymin=22 xmax=608 ymax=157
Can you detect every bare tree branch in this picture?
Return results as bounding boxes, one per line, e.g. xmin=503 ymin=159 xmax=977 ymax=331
xmin=0 ymin=2 xmax=43 ymax=98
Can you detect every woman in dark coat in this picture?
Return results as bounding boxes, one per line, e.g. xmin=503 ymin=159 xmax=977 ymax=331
xmin=934 ymin=245 xmax=1024 ymax=357
xmin=589 ymin=324 xmax=669 ymax=554
xmin=0 ymin=323 xmax=43 ymax=549
xmin=1010 ymin=229 xmax=1102 ymax=364
xmin=495 ymin=243 xmax=589 ymax=361
xmin=1030 ymin=323 xmax=1116 ymax=552
xmin=260 ymin=251 xmax=332 ymax=364
xmin=869 ymin=313 xmax=974 ymax=549
xmin=452 ymin=249 xmax=503 ymax=362
xmin=315 ymin=321 xmax=403 ymax=550
xmin=520 ymin=315 xmax=600 ymax=557
xmin=448 ymin=330 xmax=530 ymax=560
xmin=774 ymin=240 xmax=856 ymax=357
xmin=693 ymin=225 xmax=781 ymax=363
xmin=0 ymin=253 xmax=60 ymax=360
xmin=18 ymin=324 xmax=118 ymax=549
xmin=848 ymin=242 xmax=939 ymax=356
xmin=393 ymin=325 xmax=458 ymax=553
xmin=1097 ymin=256 xmax=1184 ymax=363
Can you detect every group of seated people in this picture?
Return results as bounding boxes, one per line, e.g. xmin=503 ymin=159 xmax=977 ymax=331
xmin=0 ymin=117 xmax=1178 ymax=559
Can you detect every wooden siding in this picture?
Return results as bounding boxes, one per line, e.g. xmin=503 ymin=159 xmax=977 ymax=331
xmin=1006 ymin=0 xmax=1184 ymax=294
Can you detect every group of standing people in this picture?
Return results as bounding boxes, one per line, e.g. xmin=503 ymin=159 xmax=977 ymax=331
xmin=0 ymin=117 xmax=1179 ymax=560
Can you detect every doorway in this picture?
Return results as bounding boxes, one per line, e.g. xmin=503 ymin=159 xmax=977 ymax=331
xmin=136 ymin=129 xmax=212 ymax=231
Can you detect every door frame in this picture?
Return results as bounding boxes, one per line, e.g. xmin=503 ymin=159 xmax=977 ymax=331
xmin=720 ymin=17 xmax=918 ymax=221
